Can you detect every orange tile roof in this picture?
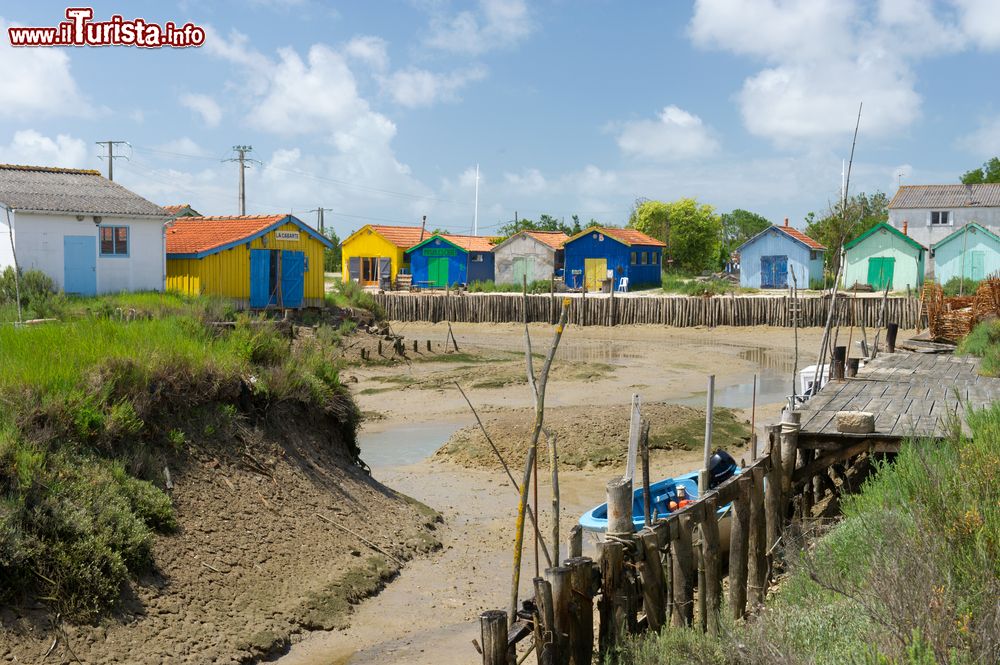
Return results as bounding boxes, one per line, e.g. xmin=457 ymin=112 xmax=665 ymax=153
xmin=369 ymin=224 xmax=428 ymax=248
xmin=162 ymin=204 xmax=189 ymax=215
xmin=441 ymin=234 xmax=495 ymax=252
xmin=600 ymin=227 xmax=666 ymax=247
xmin=166 ymin=215 xmax=287 ymax=255
xmin=524 ymin=230 xmax=570 ymax=249
xmin=778 ymin=225 xmax=826 ymax=250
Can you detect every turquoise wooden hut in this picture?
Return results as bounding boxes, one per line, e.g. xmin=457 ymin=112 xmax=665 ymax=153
xmin=931 ymin=223 xmax=1000 ymax=283
xmin=843 ymin=222 xmax=926 ymax=291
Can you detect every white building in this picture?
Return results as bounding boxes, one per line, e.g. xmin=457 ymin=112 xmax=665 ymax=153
xmin=0 ymin=164 xmax=168 ymax=295
xmin=887 ymin=184 xmax=1000 ymax=276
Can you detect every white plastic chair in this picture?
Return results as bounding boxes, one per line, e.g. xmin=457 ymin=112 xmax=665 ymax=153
xmin=617 ymin=277 xmax=629 ymax=292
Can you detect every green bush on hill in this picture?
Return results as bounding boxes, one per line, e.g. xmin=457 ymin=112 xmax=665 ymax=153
xmin=467 ymin=280 xmax=551 ymax=294
xmin=326 ymin=279 xmax=384 ymax=320
xmin=942 ymin=276 xmax=981 ymax=297
xmin=0 ymin=297 xmax=359 ymax=621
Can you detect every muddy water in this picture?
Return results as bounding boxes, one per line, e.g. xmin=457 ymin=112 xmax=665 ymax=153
xmin=358 ymin=421 xmax=463 ymax=470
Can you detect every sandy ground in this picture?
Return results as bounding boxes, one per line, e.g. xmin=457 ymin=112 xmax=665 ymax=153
xmin=277 ymin=323 xmax=828 ymax=664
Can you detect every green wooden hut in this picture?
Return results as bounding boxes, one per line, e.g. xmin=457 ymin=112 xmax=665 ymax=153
xmin=843 ymin=222 xmax=927 ymax=291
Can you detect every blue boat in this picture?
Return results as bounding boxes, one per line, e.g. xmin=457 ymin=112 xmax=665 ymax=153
xmin=578 ymin=463 xmax=740 ymax=535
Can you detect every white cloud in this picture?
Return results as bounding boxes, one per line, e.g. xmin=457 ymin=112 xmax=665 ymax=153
xmin=380 ymin=66 xmax=487 ymax=108
xmin=504 ymin=168 xmax=546 ymax=194
xmin=156 ymin=137 xmax=210 ymax=158
xmin=957 ymin=116 xmax=1000 ymax=157
xmin=425 ymin=0 xmax=533 ymax=55
xmin=0 ymin=130 xmax=88 ymax=168
xmin=615 ymin=106 xmax=720 ymax=161
xmin=686 ymin=0 xmax=974 ymax=146
xmin=956 ymin=0 xmax=1000 ymax=48
xmin=0 ymin=18 xmax=90 ymax=119
xmin=180 ymin=93 xmax=223 ymax=127
xmin=344 ymin=35 xmax=389 ymax=71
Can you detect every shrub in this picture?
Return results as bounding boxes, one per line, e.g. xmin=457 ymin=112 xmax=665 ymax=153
xmin=0 ymin=267 xmax=63 ymax=319
xmin=942 ymin=276 xmax=980 ymax=297
xmin=467 ymin=280 xmax=551 ymax=294
xmin=957 ymin=320 xmax=1000 ymax=377
xmin=326 ymin=280 xmax=384 ymax=319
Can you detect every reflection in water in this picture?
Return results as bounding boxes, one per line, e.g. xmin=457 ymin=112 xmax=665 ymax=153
xmin=358 ymin=422 xmax=462 ymax=469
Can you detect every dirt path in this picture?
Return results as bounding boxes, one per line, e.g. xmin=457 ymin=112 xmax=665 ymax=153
xmin=277 ymin=324 xmax=827 ymax=664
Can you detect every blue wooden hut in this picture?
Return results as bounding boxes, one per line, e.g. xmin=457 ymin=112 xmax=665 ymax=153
xmin=563 ymin=227 xmax=665 ymax=291
xmin=406 ymin=233 xmax=495 ymax=288
xmin=931 ymin=223 xmax=1000 ymax=284
xmin=736 ymin=220 xmax=826 ymax=289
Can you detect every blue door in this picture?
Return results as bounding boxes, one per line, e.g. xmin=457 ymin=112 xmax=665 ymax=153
xmin=280 ymin=250 xmax=304 ymax=308
xmin=64 ymin=235 xmax=97 ymax=296
xmin=250 ymin=249 xmax=273 ymax=308
xmin=760 ymin=255 xmax=788 ymax=288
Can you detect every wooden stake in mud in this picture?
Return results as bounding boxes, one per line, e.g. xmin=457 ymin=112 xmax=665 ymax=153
xmin=598 ymin=541 xmax=626 ymax=656
xmin=509 ymin=299 xmax=571 ymax=628
xmin=533 ymin=577 xmax=555 ymax=665
xmin=565 ymin=557 xmax=594 ymax=665
xmin=763 ymin=425 xmax=784 ymax=576
xmin=548 ymin=566 xmax=573 ymax=665
xmin=568 ymin=525 xmax=583 ymax=559
xmin=701 ymin=375 xmax=716 ymax=494
xmin=750 ymin=374 xmax=758 ymax=459
xmin=480 ymin=610 xmax=508 ymax=665
xmin=606 ymin=477 xmax=634 ymax=536
xmin=747 ymin=465 xmax=768 ymax=608
xmin=548 ymin=432 xmax=561 ymax=567
xmin=728 ymin=475 xmax=751 ymax=621
xmin=640 ymin=421 xmax=651 ymax=528
xmin=670 ymin=513 xmax=696 ymax=627
xmin=701 ymin=499 xmax=722 ymax=636
xmin=638 ymin=528 xmax=666 ymax=632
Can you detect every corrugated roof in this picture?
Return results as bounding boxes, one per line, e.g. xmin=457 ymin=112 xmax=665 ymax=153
xmin=0 ymin=163 xmax=167 ymax=217
xmin=167 ymin=215 xmax=288 ymax=255
xmin=524 ymin=230 xmax=569 ymax=249
xmin=888 ymin=184 xmax=1000 ymax=209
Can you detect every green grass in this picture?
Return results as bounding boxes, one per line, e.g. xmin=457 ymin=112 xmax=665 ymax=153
xmin=0 ymin=296 xmax=360 ymax=621
xmin=957 ymin=320 xmax=1000 ymax=376
xmin=647 ymin=409 xmax=748 ymax=452
xmin=661 ymin=272 xmax=750 ymax=297
xmin=942 ymin=276 xmax=980 ymax=297
xmin=325 ymin=279 xmax=385 ymax=319
xmin=467 ymin=279 xmax=552 ymax=294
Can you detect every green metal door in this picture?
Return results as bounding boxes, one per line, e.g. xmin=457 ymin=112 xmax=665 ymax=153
xmin=970 ymin=251 xmax=985 ymax=281
xmin=512 ymin=257 xmax=531 ymax=285
xmin=428 ymin=256 xmax=449 ymax=287
xmin=867 ymin=257 xmax=895 ymax=290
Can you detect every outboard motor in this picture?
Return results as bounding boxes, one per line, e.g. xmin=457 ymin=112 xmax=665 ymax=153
xmin=708 ymin=449 xmax=738 ymax=488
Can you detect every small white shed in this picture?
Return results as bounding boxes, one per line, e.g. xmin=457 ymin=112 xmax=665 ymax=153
xmin=0 ymin=164 xmax=168 ymax=295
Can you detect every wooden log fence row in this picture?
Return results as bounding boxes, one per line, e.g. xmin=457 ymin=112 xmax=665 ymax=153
xmin=480 ymin=415 xmax=875 ymax=664
xmin=376 ymin=293 xmax=921 ymax=328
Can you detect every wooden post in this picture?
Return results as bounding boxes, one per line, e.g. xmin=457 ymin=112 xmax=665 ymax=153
xmin=886 ymin=322 xmax=899 ymax=353
xmin=846 ymin=357 xmax=860 ymax=377
xmin=533 ymin=577 xmax=555 ymax=665
xmin=728 ymin=475 xmax=751 ymax=621
xmin=670 ymin=513 xmax=695 ymax=627
xmin=427 ymin=339 xmax=432 ymax=352
xmin=606 ymin=478 xmax=634 ymax=536
xmin=764 ymin=426 xmax=784 ymax=577
xmin=750 ymin=374 xmax=758 ymax=459
xmin=831 ymin=345 xmax=846 ymax=380
xmin=548 ymin=566 xmax=572 ymax=665
xmin=641 ymin=422 xmax=651 ymax=528
xmin=701 ymin=375 xmax=715 ymax=493
xmin=568 ymin=525 xmax=583 ymax=559
xmin=747 ymin=465 xmax=768 ymax=609
xmin=565 ymin=557 xmax=594 ymax=665
xmin=598 ymin=541 xmax=626 ymax=656
xmin=637 ymin=528 xmax=666 ymax=632
xmin=480 ymin=610 xmax=508 ymax=665
xmin=653 ymin=522 xmax=672 ymax=621
xmin=779 ymin=415 xmax=800 ymax=515
xmin=609 ymin=276 xmax=616 ymax=326
xmin=701 ymin=500 xmax=722 ymax=636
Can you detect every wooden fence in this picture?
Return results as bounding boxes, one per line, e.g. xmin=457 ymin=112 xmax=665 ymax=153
xmin=479 ymin=416 xmax=874 ymax=664
xmin=375 ymin=293 xmax=921 ymax=329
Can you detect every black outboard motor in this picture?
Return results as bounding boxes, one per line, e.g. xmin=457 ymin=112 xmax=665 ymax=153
xmin=708 ymin=449 xmax=738 ymax=488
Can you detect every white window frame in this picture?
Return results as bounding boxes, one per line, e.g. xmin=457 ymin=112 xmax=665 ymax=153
xmin=929 ymin=210 xmax=952 ymax=226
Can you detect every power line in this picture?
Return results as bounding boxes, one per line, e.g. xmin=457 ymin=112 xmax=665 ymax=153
xmin=223 ymin=145 xmax=260 ymax=216
xmin=96 ymin=140 xmax=130 ymax=180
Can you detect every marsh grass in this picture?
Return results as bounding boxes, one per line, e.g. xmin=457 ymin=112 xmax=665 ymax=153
xmin=0 ymin=297 xmax=358 ymax=621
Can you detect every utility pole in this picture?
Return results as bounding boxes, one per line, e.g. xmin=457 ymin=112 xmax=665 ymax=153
xmin=224 ymin=145 xmax=257 ymax=215
xmin=95 ymin=141 xmax=129 ymax=180
xmin=473 ymin=163 xmax=480 ymax=236
xmin=309 ymin=207 xmax=334 ymax=234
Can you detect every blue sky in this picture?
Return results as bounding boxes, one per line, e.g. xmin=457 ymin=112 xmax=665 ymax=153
xmin=2 ymin=0 xmax=1000 ymax=238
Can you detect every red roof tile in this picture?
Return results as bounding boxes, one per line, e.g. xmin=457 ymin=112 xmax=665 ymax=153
xmin=441 ymin=234 xmax=495 ymax=252
xmin=600 ymin=227 xmax=666 ymax=247
xmin=368 ymin=224 xmax=428 ymax=248
xmin=162 ymin=204 xmax=187 ymax=215
xmin=166 ymin=215 xmax=287 ymax=255
xmin=524 ymin=230 xmax=570 ymax=249
xmin=779 ymin=225 xmax=825 ymax=250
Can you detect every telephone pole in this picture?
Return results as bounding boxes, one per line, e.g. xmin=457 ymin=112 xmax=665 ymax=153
xmin=309 ymin=207 xmax=334 ymax=234
xmin=224 ymin=145 xmax=257 ymax=215
xmin=95 ymin=141 xmax=129 ymax=180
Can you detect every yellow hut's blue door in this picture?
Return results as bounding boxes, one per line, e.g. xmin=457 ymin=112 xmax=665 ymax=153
xmin=250 ymin=249 xmax=274 ymax=308
xmin=281 ymin=250 xmax=304 ymax=308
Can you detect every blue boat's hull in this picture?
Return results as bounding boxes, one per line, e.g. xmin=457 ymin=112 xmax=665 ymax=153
xmin=578 ymin=468 xmax=737 ymax=533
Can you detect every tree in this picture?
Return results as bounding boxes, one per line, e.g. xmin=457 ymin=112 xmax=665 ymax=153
xmin=322 ymin=228 xmax=341 ymax=273
xmin=804 ymin=190 xmax=888 ymax=274
xmin=628 ymin=198 xmax=721 ymax=273
xmin=720 ymin=209 xmax=771 ymax=263
xmin=495 ymin=214 xmax=583 ymax=240
xmin=960 ymin=157 xmax=1000 ymax=184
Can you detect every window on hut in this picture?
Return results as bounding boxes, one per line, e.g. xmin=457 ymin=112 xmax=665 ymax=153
xmin=930 ymin=211 xmax=951 ymax=226
xmin=100 ymin=226 xmax=129 ymax=256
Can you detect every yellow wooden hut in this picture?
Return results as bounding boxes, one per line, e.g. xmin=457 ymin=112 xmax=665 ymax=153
xmin=166 ymin=214 xmax=333 ymax=308
xmin=340 ymin=224 xmax=426 ymax=288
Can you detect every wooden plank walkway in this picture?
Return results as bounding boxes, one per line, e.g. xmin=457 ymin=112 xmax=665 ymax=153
xmin=797 ymin=351 xmax=997 ymax=450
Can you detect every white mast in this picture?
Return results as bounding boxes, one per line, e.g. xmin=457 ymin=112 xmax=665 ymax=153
xmin=473 ymin=163 xmax=480 ymax=236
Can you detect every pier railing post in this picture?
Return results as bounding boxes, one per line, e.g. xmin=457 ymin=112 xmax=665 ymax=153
xmin=701 ymin=499 xmax=722 ymax=636
xmin=598 ymin=541 xmax=626 ymax=656
xmin=637 ymin=528 xmax=666 ymax=632
xmin=565 ymin=557 xmax=594 ymax=665
xmin=764 ymin=425 xmax=784 ymax=578
xmin=533 ymin=577 xmax=555 ymax=665
xmin=670 ymin=513 xmax=696 ymax=627
xmin=728 ymin=475 xmax=751 ymax=621
xmin=547 ymin=566 xmax=572 ymax=665
xmin=480 ymin=610 xmax=509 ymax=665
xmin=747 ymin=464 xmax=768 ymax=608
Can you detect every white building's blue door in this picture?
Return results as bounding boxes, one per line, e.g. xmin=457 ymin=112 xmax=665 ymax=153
xmin=64 ymin=235 xmax=97 ymax=296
